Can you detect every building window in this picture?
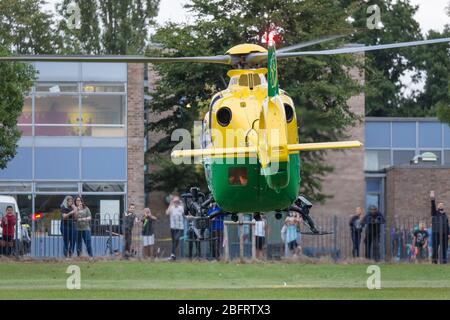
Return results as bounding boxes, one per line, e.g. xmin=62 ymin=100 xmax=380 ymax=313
xmin=35 ymin=82 xmax=78 ymax=93
xmin=81 ymin=63 xmax=127 ymax=82
xmin=82 ymin=182 xmax=125 ymax=192
xmin=445 ymin=125 xmax=450 ymax=149
xmin=35 ymin=182 xmax=78 ymax=193
xmin=0 ymin=148 xmax=32 ymax=180
xmin=419 ymin=122 xmax=442 ymax=148
xmin=444 ymin=150 xmax=450 ymax=165
xmin=0 ymin=182 xmax=32 ymax=193
xmin=365 ymin=150 xmax=391 ymax=171
xmin=18 ymin=96 xmax=32 ymax=124
xmin=365 ymin=122 xmax=391 ymax=148
xmin=34 ymin=62 xmax=79 ymax=81
xmin=35 ymin=95 xmax=79 ymax=125
xmin=35 ymin=147 xmax=79 ymax=180
xmin=82 ymin=83 xmax=125 ymax=93
xmin=81 ymin=95 xmax=125 ymax=125
xmin=392 ymin=122 xmax=416 ymax=148
xmin=393 ymin=150 xmax=415 ymax=166
xmin=81 ymin=148 xmax=126 ymax=180
xmin=82 ymin=194 xmax=124 ymax=226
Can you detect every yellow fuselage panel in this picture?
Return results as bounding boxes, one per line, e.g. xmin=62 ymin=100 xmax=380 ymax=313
xmin=207 ymin=81 xmax=298 ymax=152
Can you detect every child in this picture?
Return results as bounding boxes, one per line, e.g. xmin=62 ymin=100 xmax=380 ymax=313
xmin=142 ymin=208 xmax=157 ymax=259
xmin=413 ymin=222 xmax=429 ymax=261
xmin=281 ymin=213 xmax=300 ymax=257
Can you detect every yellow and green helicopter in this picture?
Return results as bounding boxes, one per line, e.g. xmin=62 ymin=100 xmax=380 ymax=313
xmin=1 ymin=33 xmax=449 ymax=231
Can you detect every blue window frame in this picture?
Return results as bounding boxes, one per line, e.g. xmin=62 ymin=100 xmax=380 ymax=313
xmin=365 ymin=122 xmax=390 ymax=148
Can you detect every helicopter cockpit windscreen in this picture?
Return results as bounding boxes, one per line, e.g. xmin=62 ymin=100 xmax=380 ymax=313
xmin=229 ymin=73 xmax=266 ymax=88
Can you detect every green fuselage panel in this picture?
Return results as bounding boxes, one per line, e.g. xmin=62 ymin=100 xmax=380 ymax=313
xmin=204 ymin=154 xmax=300 ymax=213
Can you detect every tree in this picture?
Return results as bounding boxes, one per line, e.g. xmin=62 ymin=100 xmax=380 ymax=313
xmin=0 ymin=0 xmax=53 ymax=168
xmin=58 ymin=0 xmax=160 ymax=54
xmin=411 ymin=27 xmax=450 ymax=119
xmin=0 ymin=52 xmax=35 ymax=169
xmin=147 ymin=0 xmax=363 ymax=202
xmin=345 ymin=0 xmax=423 ymax=116
xmin=0 ymin=0 xmax=58 ymax=54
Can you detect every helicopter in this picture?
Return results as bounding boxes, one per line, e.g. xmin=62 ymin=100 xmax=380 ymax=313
xmin=1 ymin=32 xmax=450 ymax=233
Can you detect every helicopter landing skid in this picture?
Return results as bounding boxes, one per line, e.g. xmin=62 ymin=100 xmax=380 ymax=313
xmin=300 ymin=231 xmax=333 ymax=235
xmin=288 ymin=195 xmax=332 ymax=236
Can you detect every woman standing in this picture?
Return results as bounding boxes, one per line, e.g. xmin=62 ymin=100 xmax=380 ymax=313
xmin=75 ymin=196 xmax=93 ymax=258
xmin=60 ymin=196 xmax=77 ymax=258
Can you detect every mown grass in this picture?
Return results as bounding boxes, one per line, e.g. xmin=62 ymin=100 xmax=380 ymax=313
xmin=0 ymin=260 xmax=449 ymax=299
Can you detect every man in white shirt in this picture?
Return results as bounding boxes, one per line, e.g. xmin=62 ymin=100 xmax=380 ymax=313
xmin=166 ymin=196 xmax=185 ymax=260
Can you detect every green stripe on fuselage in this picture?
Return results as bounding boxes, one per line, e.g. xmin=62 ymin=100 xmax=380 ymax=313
xmin=205 ymin=154 xmax=300 ymax=213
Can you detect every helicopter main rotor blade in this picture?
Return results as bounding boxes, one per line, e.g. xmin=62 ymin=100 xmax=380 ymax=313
xmin=0 ymin=54 xmax=233 ymax=65
xmin=277 ymin=34 xmax=348 ymax=53
xmin=277 ymin=37 xmax=450 ymax=59
xmin=246 ymin=37 xmax=450 ymax=64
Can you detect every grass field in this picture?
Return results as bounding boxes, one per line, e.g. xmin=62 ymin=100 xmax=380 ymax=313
xmin=0 ymin=260 xmax=449 ymax=299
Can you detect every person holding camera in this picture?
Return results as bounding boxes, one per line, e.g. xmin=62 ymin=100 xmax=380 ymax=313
xmin=185 ymin=212 xmax=202 ymax=260
xmin=208 ymin=202 xmax=224 ymax=260
xmin=166 ymin=196 xmax=184 ymax=261
xmin=430 ymin=191 xmax=449 ymax=264
xmin=60 ymin=195 xmax=77 ymax=259
xmin=123 ymin=203 xmax=136 ymax=258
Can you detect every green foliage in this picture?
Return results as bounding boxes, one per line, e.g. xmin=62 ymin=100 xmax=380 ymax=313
xmin=0 ymin=0 xmax=49 ymax=169
xmin=0 ymin=0 xmax=57 ymax=54
xmin=147 ymin=0 xmax=363 ymax=202
xmin=411 ymin=28 xmax=450 ymax=119
xmin=0 ymin=51 xmax=35 ymax=169
xmin=147 ymin=154 xmax=207 ymax=194
xmin=346 ymin=0 xmax=423 ymax=116
xmin=347 ymin=0 xmax=449 ymax=118
xmin=58 ymin=0 xmax=160 ymax=54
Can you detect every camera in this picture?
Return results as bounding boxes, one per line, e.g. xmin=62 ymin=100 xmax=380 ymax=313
xmin=296 ymin=195 xmax=312 ymax=209
xmin=290 ymin=194 xmax=318 ymax=233
xmin=181 ymin=187 xmax=212 ymax=233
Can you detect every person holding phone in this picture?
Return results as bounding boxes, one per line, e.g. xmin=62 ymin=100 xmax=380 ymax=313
xmin=60 ymin=195 xmax=77 ymax=258
xmin=430 ymin=191 xmax=449 ymax=264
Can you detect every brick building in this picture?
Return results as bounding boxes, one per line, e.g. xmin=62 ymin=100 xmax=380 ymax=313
xmin=0 ymin=62 xmax=145 ymax=228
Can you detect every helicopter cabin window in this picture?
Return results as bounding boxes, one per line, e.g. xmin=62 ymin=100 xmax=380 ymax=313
xmin=228 ymin=167 xmax=248 ymax=186
xmin=229 ymin=74 xmax=266 ymax=88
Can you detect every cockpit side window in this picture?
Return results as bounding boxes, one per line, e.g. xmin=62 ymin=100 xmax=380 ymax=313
xmin=238 ymin=74 xmax=249 ymax=87
xmin=252 ymin=74 xmax=261 ymax=86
